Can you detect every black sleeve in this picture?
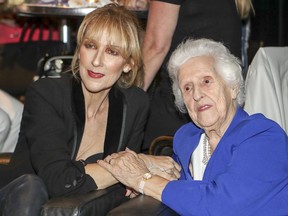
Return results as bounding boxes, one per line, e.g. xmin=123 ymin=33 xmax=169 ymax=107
xmin=22 ymin=78 xmax=97 ymax=197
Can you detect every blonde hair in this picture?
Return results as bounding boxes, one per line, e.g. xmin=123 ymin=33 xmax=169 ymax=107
xmin=235 ymin=0 xmax=254 ymax=19
xmin=71 ymin=3 xmax=144 ymax=88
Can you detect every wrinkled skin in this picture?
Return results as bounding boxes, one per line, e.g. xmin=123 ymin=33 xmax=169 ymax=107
xmin=98 ymin=149 xmax=181 ymax=194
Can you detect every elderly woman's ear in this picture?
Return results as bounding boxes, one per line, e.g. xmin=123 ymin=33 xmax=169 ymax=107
xmin=231 ymin=87 xmax=239 ymax=100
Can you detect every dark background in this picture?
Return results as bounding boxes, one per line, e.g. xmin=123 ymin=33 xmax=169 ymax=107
xmin=248 ymin=0 xmax=288 ymax=63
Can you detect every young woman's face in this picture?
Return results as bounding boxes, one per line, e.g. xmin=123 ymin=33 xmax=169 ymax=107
xmin=178 ymin=56 xmax=237 ymax=133
xmin=79 ymin=31 xmax=131 ymax=93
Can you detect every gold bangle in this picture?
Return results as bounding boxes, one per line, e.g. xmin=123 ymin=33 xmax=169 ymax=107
xmin=138 ymin=172 xmax=152 ymax=194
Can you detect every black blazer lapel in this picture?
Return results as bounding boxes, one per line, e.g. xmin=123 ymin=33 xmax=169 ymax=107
xmin=104 ymin=86 xmax=126 ymax=157
xmin=71 ymin=79 xmax=85 ymax=159
xmin=71 ymin=81 xmax=126 ymax=158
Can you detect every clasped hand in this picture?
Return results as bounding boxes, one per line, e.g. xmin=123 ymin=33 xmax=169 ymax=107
xmin=138 ymin=153 xmax=181 ymax=180
xmin=97 ymin=148 xmax=181 ymax=194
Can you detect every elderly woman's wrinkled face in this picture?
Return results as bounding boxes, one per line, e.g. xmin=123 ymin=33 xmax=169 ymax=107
xmin=178 ymin=56 xmax=237 ymax=133
xmin=79 ymin=31 xmax=131 ymax=94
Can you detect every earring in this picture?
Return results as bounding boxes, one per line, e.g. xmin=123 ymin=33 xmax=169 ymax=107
xmin=123 ymin=67 xmax=130 ymax=73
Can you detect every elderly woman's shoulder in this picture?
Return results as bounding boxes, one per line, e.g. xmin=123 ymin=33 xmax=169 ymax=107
xmin=238 ymin=112 xmax=287 ymax=137
xmin=174 ymin=122 xmax=200 ymax=138
xmin=246 ymin=113 xmax=283 ymax=128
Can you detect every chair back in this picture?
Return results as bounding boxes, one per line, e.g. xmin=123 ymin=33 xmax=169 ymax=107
xmin=0 ymin=153 xmax=12 ymax=165
xmin=149 ymin=136 xmax=173 ymax=156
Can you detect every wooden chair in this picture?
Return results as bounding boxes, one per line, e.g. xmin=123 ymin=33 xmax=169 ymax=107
xmin=149 ymin=135 xmax=174 ymax=156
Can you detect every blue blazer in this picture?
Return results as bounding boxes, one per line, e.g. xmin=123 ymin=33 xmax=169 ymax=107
xmin=162 ymin=107 xmax=288 ymax=216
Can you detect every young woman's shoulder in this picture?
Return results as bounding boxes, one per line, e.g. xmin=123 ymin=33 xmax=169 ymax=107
xmin=31 ymin=76 xmax=71 ymax=89
xmin=26 ymin=76 xmax=73 ymax=103
xmin=118 ymin=86 xmax=149 ymax=103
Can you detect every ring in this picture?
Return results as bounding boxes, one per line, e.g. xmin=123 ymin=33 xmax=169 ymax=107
xmin=165 ymin=168 xmax=173 ymax=175
xmin=108 ymin=158 xmax=113 ymax=164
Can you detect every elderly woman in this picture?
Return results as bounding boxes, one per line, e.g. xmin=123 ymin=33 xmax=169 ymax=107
xmin=0 ymin=4 xmax=162 ymax=216
xmin=99 ymin=38 xmax=288 ymax=215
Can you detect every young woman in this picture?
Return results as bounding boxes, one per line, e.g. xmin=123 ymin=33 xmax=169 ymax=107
xmin=0 ymin=4 xmax=150 ymax=216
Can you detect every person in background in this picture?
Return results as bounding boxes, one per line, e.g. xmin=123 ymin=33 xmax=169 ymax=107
xmin=141 ymin=0 xmax=242 ymax=152
xmin=235 ymin=0 xmax=254 ymax=78
xmin=0 ymin=89 xmax=23 ymax=152
xmin=0 ymin=4 xmax=159 ymax=216
xmin=99 ymin=38 xmax=288 ymax=215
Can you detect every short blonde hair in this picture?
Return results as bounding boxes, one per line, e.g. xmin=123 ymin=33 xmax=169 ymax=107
xmin=71 ymin=3 xmax=144 ymax=88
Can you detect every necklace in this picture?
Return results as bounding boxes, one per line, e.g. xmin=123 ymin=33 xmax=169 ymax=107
xmin=202 ymin=134 xmax=212 ymax=165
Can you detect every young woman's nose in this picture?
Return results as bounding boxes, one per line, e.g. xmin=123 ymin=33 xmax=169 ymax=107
xmin=91 ymin=50 xmax=104 ymax=67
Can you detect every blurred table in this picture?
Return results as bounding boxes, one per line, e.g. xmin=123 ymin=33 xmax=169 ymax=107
xmin=16 ymin=3 xmax=148 ymax=49
xmin=17 ymin=3 xmax=148 ymax=18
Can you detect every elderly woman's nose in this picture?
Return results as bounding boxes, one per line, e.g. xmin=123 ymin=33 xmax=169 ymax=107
xmin=193 ymin=86 xmax=203 ymax=101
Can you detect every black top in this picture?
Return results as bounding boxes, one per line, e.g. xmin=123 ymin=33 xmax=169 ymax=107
xmin=161 ymin=0 xmax=241 ymax=59
xmin=156 ymin=0 xmax=242 ymax=91
xmin=0 ymin=76 xmax=149 ymax=197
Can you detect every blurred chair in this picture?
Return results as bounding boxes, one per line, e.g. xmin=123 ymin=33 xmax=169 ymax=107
xmin=41 ymin=184 xmax=128 ymax=216
xmin=36 ymin=55 xmax=73 ymax=79
xmin=0 ymin=153 xmax=12 ymax=164
xmin=149 ymin=135 xmax=173 ymax=156
xmin=107 ymin=194 xmax=179 ymax=216
xmin=244 ymin=47 xmax=288 ymax=133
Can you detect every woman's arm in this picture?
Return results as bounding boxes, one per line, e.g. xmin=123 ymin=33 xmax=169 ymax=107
xmin=142 ymin=1 xmax=180 ymax=91
xmin=97 ymin=149 xmax=179 ymax=201
xmin=85 ymin=164 xmax=118 ymax=189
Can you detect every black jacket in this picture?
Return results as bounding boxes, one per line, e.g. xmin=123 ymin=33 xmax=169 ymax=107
xmin=1 ymin=76 xmax=149 ymax=197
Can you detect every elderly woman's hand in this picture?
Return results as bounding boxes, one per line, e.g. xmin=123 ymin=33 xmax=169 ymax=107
xmin=138 ymin=154 xmax=181 ymax=180
xmin=98 ymin=149 xmax=149 ymax=191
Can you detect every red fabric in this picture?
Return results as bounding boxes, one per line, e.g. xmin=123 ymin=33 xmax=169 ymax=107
xmin=0 ymin=23 xmax=60 ymax=44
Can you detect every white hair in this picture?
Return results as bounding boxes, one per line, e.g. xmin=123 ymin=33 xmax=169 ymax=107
xmin=167 ymin=38 xmax=245 ymax=113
